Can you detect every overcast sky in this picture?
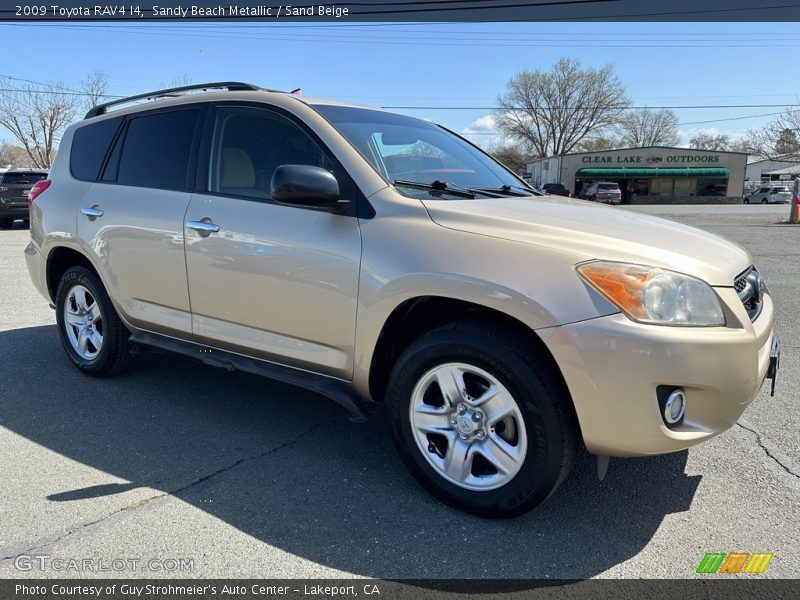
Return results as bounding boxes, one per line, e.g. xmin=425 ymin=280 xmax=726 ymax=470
xmin=1 ymin=21 xmax=798 ymax=152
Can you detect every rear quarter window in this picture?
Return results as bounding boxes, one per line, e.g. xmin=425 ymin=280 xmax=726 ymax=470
xmin=70 ymin=117 xmax=123 ymax=181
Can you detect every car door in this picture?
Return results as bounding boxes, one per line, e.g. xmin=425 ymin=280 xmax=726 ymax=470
xmin=183 ymin=104 xmax=362 ymax=379
xmin=77 ymin=106 xmax=203 ymax=337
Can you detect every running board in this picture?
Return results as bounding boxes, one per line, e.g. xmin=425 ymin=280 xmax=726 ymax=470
xmin=129 ymin=332 xmax=372 ymax=422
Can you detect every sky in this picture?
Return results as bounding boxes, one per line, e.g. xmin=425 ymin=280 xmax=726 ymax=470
xmin=1 ymin=21 xmax=799 ymax=153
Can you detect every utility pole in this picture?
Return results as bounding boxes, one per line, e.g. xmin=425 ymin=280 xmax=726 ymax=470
xmin=792 ymin=178 xmax=800 ymax=224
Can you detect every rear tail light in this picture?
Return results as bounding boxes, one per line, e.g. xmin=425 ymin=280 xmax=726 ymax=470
xmin=28 ymin=179 xmax=51 ymax=203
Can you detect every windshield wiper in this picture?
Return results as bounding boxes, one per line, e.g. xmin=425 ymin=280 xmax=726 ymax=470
xmin=393 ymin=179 xmax=476 ymax=199
xmin=470 ymin=184 xmax=537 ymax=197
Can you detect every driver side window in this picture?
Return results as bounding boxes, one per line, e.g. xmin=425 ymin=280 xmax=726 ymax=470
xmin=208 ymin=106 xmax=334 ymax=200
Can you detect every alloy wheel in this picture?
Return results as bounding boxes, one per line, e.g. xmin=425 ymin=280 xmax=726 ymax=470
xmin=408 ymin=362 xmax=528 ymax=491
xmin=63 ymin=284 xmax=104 ymax=361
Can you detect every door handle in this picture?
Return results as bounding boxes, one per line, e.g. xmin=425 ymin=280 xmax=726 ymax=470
xmin=186 ymin=220 xmax=220 ymax=235
xmin=80 ymin=206 xmax=103 ymax=220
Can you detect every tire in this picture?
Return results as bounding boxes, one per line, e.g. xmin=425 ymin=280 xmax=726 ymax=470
xmin=762 ymin=199 xmax=767 ymax=204
xmin=0 ymin=218 xmax=13 ymax=230
xmin=385 ymin=320 xmax=578 ymax=518
xmin=743 ymin=199 xmax=749 ymax=204
xmin=55 ymin=266 xmax=136 ymax=377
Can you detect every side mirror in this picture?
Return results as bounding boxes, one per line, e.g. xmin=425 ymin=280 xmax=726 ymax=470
xmin=270 ymin=164 xmax=342 ymax=208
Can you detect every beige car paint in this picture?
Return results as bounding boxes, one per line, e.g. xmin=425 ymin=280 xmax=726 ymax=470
xmin=25 ymin=89 xmax=776 ymax=457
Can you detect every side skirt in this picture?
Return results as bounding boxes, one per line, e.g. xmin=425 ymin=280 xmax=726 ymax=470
xmin=129 ymin=332 xmax=372 ymax=422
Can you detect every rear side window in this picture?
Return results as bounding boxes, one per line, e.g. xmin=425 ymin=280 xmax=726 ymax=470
xmin=70 ymin=117 xmax=122 ymax=181
xmin=117 ymin=108 xmax=200 ymax=191
xmin=0 ymin=172 xmax=48 ymax=184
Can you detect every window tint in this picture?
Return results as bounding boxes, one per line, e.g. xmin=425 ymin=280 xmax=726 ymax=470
xmin=70 ymin=117 xmax=122 ymax=181
xmin=117 ymin=108 xmax=199 ymax=191
xmin=1 ymin=172 xmax=48 ymax=184
xmin=598 ymin=183 xmax=619 ymax=190
xmin=208 ymin=107 xmax=334 ymax=200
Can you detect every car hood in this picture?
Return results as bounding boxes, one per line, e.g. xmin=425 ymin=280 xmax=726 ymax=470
xmin=421 ymin=195 xmax=751 ymax=286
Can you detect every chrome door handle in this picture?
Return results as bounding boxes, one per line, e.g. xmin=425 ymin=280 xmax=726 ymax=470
xmin=186 ymin=220 xmax=220 ymax=235
xmin=80 ymin=206 xmax=103 ymax=219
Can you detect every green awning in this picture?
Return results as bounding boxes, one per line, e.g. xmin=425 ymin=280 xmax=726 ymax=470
xmin=576 ymin=167 xmax=731 ymax=178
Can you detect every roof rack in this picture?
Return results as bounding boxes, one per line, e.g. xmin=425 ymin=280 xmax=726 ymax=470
xmin=84 ymin=81 xmax=267 ymax=119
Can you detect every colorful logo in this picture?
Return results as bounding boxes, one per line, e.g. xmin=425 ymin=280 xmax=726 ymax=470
xmin=696 ymin=552 xmax=773 ymax=574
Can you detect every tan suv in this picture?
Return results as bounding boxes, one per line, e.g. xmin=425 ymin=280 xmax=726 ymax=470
xmin=25 ymin=82 xmax=779 ymax=517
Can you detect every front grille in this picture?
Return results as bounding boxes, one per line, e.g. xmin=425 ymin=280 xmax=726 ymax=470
xmin=734 ymin=267 xmax=764 ymax=321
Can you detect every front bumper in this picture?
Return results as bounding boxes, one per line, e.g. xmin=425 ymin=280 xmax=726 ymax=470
xmin=540 ymin=290 xmax=775 ymax=456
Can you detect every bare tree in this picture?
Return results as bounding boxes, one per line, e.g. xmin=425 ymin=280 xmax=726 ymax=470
xmin=688 ymin=133 xmax=732 ymax=151
xmin=81 ymin=70 xmax=109 ymax=111
xmin=737 ymin=106 xmax=800 ymax=160
xmin=496 ymin=58 xmax=631 ymax=157
xmin=618 ymin=108 xmax=679 ymax=147
xmin=0 ymin=81 xmax=80 ymax=168
xmin=489 ymin=144 xmax=535 ymax=176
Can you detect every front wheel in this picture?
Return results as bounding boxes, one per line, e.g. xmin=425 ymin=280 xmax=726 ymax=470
xmin=385 ymin=321 xmax=578 ymax=518
xmin=55 ymin=266 xmax=136 ymax=377
xmin=762 ymin=199 xmax=768 ymax=204
xmin=743 ymin=199 xmax=749 ymax=204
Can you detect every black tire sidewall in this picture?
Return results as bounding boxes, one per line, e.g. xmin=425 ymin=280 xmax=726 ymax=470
xmin=386 ymin=326 xmax=571 ymax=518
xmin=55 ymin=267 xmax=124 ymax=375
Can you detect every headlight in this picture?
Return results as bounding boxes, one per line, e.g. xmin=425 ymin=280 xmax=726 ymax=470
xmin=577 ymin=261 xmax=725 ymax=326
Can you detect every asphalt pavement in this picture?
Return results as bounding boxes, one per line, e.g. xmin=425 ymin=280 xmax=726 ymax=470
xmin=0 ymin=204 xmax=797 ymax=579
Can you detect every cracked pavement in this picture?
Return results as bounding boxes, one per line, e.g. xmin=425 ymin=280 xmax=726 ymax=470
xmin=0 ymin=205 xmax=798 ymax=579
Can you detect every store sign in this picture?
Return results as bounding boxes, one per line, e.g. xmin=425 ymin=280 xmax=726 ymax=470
xmin=581 ymin=154 xmax=722 ymax=164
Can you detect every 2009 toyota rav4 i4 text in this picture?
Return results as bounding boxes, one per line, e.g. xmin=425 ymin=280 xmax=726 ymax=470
xmin=25 ymin=82 xmax=780 ymax=517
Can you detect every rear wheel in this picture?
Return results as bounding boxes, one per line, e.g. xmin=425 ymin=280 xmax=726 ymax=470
xmin=55 ymin=266 xmax=136 ymax=377
xmin=743 ymin=199 xmax=749 ymax=204
xmin=0 ymin=218 xmax=13 ymax=230
xmin=385 ymin=321 xmax=578 ymax=518
xmin=762 ymin=199 xmax=768 ymax=204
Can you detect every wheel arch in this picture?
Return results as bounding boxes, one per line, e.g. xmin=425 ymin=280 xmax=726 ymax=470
xmin=367 ymin=296 xmax=573 ymax=411
xmin=46 ymin=246 xmax=100 ymax=303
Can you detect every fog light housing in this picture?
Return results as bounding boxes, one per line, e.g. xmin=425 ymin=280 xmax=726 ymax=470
xmin=663 ymin=389 xmax=686 ymax=425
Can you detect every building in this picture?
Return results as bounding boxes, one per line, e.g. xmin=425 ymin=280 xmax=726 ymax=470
xmin=745 ymin=158 xmax=800 ymax=188
xmin=525 ymin=146 xmax=748 ymax=204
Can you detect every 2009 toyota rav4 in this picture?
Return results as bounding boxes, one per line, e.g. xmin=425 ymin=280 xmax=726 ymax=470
xmin=25 ymin=82 xmax=779 ymax=517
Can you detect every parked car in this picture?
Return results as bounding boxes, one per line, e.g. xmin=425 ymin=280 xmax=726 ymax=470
xmin=0 ymin=169 xmax=48 ymax=229
xmin=744 ymin=186 xmax=792 ymax=204
xmin=542 ymin=183 xmax=571 ymax=197
xmin=25 ymin=82 xmax=779 ymax=517
xmin=580 ymin=181 xmax=622 ymax=204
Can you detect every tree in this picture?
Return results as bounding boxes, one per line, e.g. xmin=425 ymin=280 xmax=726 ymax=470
xmin=774 ymin=128 xmax=800 ymax=156
xmin=0 ymin=141 xmax=29 ymax=167
xmin=496 ymin=58 xmax=631 ymax=157
xmin=0 ymin=81 xmax=80 ymax=168
xmin=576 ymin=135 xmax=621 ymax=152
xmin=688 ymin=133 xmax=731 ymax=151
xmin=81 ymin=70 xmax=109 ymax=112
xmin=489 ymin=144 xmax=534 ymax=175
xmin=618 ymin=108 xmax=680 ymax=147
xmin=0 ymin=72 xmax=109 ymax=168
xmin=737 ymin=106 xmax=800 ymax=160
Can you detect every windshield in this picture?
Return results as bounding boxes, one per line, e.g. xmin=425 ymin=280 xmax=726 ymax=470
xmin=313 ymin=105 xmax=533 ymax=198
